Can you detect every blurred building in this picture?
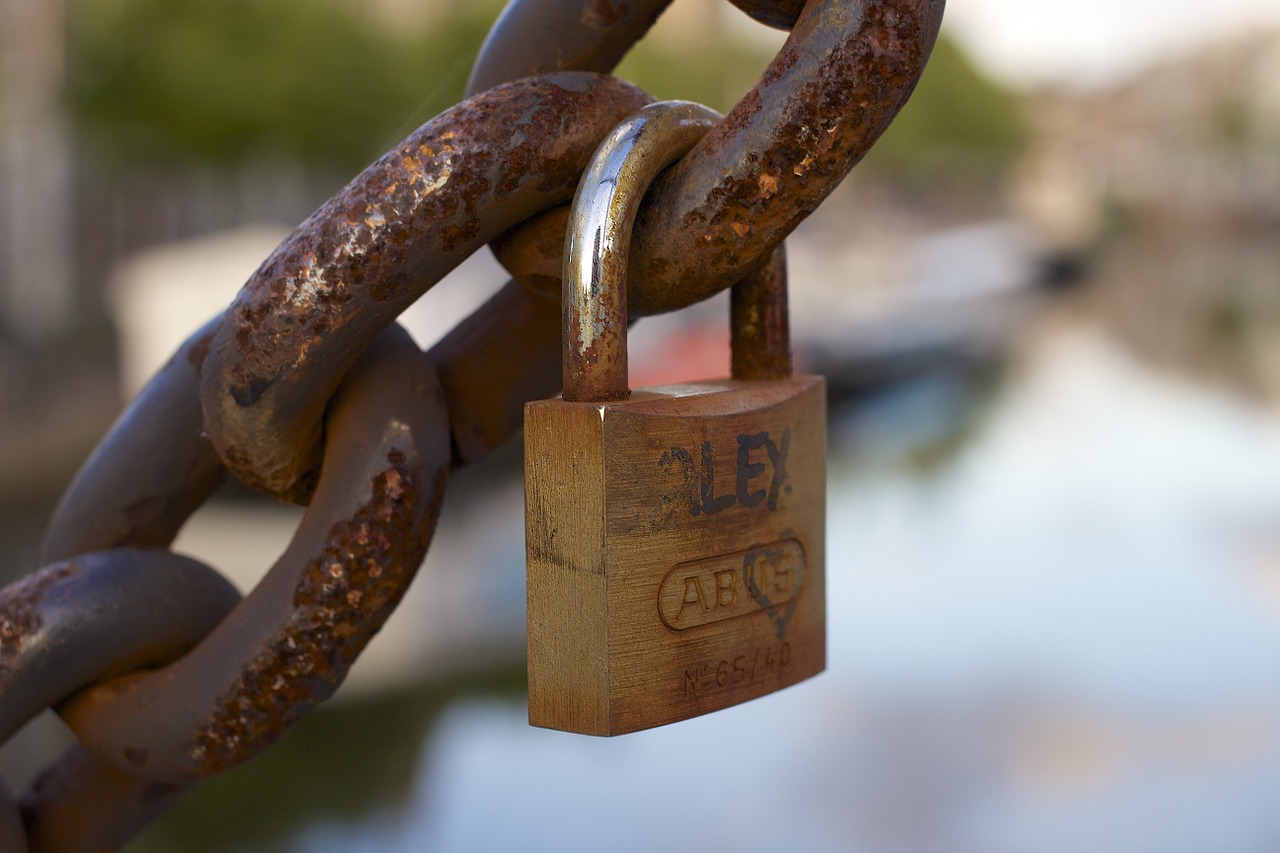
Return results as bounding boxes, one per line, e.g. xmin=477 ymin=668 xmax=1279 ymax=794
xmin=1021 ymin=30 xmax=1280 ymax=233
xmin=0 ymin=0 xmax=73 ymax=341
xmin=1015 ymin=30 xmax=1280 ymax=405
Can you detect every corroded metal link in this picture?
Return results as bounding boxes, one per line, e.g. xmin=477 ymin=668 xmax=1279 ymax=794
xmin=464 ymin=0 xmax=801 ymax=98
xmin=202 ymin=2 xmax=942 ymax=496
xmin=41 ymin=317 xmax=227 ymax=563
xmin=630 ymin=0 xmax=945 ymax=313
xmin=479 ymin=0 xmax=945 ymax=315
xmin=199 ymin=73 xmax=650 ymax=501
xmin=8 ymin=2 xmax=946 ymax=842
xmin=0 ymin=549 xmax=240 ymax=744
xmin=5 ymin=322 xmax=450 ymax=840
xmin=0 ymin=548 xmax=236 ymax=853
xmin=16 ymin=320 xmax=446 ymax=842
xmin=61 ymin=325 xmax=451 ymax=784
xmin=0 ymin=547 xmax=235 ymax=852
xmin=429 ymin=0 xmax=938 ymax=462
xmin=20 ymin=744 xmax=182 ymax=853
xmin=466 ymin=0 xmax=672 ymax=96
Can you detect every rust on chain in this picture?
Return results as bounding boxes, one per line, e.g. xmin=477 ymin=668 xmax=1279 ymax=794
xmin=490 ymin=208 xmax=572 ymax=304
xmin=0 ymin=548 xmax=239 ymax=850
xmin=0 ymin=549 xmax=240 ymax=745
xmin=730 ymin=246 xmax=791 ymax=381
xmin=189 ymin=454 xmax=440 ymax=774
xmin=0 ymin=564 xmax=77 ymax=672
xmin=200 ymin=73 xmax=651 ymax=502
xmin=486 ymin=0 xmax=944 ymax=315
xmin=63 ymin=326 xmax=451 ymax=783
xmin=630 ymin=0 xmax=944 ymax=314
xmin=7 ymin=1 xmax=948 ymax=843
xmin=434 ymin=0 xmax=941 ymax=465
xmin=14 ymin=322 xmax=445 ymax=837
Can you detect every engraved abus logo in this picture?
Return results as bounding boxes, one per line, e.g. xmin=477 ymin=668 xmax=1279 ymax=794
xmin=658 ymin=539 xmax=805 ymax=633
xmin=658 ymin=428 xmax=792 ymax=516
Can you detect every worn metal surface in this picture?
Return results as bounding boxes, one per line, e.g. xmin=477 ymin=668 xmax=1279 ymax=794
xmin=19 ymin=743 xmax=182 ymax=853
xmin=445 ymin=0 xmax=941 ymax=452
xmin=563 ymin=101 xmax=722 ymax=402
xmin=60 ymin=326 xmax=449 ymax=783
xmin=2 ymin=0 xmax=946 ymax=844
xmin=200 ymin=0 xmax=943 ymax=499
xmin=478 ymin=0 xmax=944 ymax=316
xmin=0 ymin=326 xmax=447 ymax=846
xmin=467 ymin=0 xmax=799 ymax=96
xmin=630 ymin=0 xmax=945 ymax=314
xmin=562 ymin=101 xmax=793 ymax=402
xmin=200 ymin=73 xmax=650 ymax=501
xmin=466 ymin=0 xmax=672 ymax=96
xmin=0 ymin=549 xmax=240 ymax=744
xmin=730 ymin=246 xmax=792 ymax=381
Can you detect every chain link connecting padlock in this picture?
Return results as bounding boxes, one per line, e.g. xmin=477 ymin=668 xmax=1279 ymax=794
xmin=0 ymin=0 xmax=945 ymax=841
xmin=525 ymin=101 xmax=826 ymax=736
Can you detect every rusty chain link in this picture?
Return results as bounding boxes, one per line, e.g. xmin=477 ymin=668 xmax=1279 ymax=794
xmin=0 ymin=0 xmax=943 ymax=847
xmin=200 ymin=72 xmax=653 ymax=502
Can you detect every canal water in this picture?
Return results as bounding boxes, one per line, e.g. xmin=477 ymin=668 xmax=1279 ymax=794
xmin=133 ymin=309 xmax=1280 ymax=853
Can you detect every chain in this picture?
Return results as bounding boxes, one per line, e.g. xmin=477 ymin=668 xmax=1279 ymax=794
xmin=0 ymin=0 xmax=943 ymax=848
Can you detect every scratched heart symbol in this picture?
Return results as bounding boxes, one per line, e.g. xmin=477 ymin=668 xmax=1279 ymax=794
xmin=744 ymin=545 xmax=803 ymax=641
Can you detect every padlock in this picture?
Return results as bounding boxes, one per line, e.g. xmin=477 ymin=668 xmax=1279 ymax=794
xmin=525 ymin=101 xmax=826 ymax=736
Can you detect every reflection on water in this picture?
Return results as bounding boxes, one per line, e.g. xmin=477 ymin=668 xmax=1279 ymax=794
xmin=137 ymin=313 xmax=1280 ymax=853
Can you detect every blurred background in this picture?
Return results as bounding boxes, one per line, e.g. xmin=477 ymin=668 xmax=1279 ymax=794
xmin=2 ymin=0 xmax=1280 ymax=850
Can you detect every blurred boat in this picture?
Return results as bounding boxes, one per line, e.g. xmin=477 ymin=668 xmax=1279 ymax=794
xmin=630 ymin=219 xmax=1061 ymax=405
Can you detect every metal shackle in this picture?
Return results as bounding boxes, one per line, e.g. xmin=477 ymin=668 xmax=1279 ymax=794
xmin=562 ymin=100 xmax=792 ymax=403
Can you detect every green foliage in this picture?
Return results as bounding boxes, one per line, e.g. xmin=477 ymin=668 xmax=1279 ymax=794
xmin=66 ymin=4 xmax=1024 ymax=185
xmin=66 ymin=0 xmax=502 ymax=172
xmin=614 ymin=28 xmax=1026 ymax=188
xmin=860 ymin=34 xmax=1028 ymax=185
xmin=1212 ymin=94 xmax=1252 ymax=147
xmin=614 ymin=26 xmax=777 ymax=115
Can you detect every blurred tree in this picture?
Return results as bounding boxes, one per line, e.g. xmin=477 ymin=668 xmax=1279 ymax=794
xmin=66 ymin=0 xmax=503 ymax=173
xmin=859 ymin=34 xmax=1028 ymax=186
xmin=67 ymin=4 xmax=1023 ymax=187
xmin=614 ymin=10 xmax=778 ymax=115
xmin=615 ymin=26 xmax=1026 ymax=190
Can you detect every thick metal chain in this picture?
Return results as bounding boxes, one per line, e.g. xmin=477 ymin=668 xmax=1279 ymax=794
xmin=0 ymin=0 xmax=943 ymax=848
xmin=203 ymin=0 xmax=945 ymax=500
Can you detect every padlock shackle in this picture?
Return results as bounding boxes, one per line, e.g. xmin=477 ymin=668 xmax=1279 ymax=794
xmin=730 ymin=245 xmax=792 ymax=383
xmin=562 ymin=101 xmax=791 ymax=402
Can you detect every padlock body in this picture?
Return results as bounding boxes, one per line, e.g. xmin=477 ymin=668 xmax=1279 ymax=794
xmin=525 ymin=375 xmax=825 ymax=735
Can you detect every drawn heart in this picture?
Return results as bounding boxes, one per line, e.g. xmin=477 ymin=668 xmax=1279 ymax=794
xmin=743 ymin=538 xmax=804 ymax=641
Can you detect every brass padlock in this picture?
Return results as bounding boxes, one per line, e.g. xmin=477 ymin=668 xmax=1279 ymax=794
xmin=525 ymin=101 xmax=826 ymax=736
